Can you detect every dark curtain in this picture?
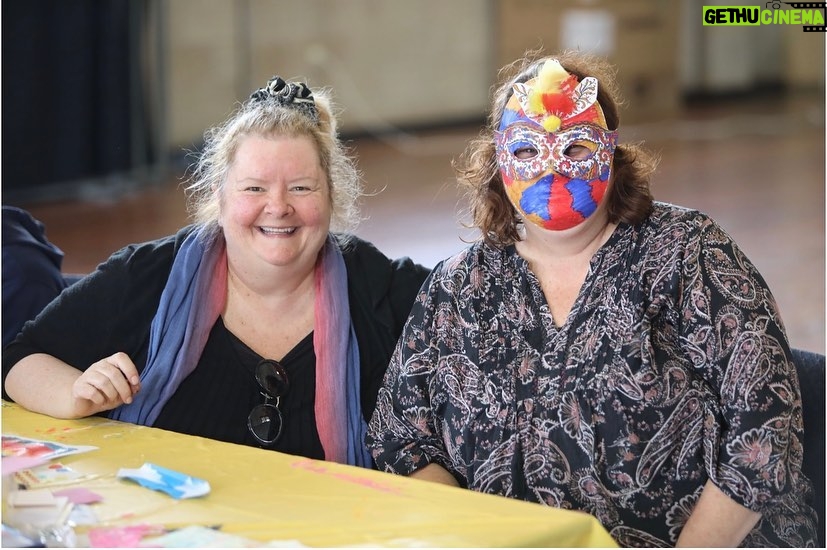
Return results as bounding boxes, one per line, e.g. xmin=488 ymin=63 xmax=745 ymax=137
xmin=2 ymin=0 xmax=138 ymax=197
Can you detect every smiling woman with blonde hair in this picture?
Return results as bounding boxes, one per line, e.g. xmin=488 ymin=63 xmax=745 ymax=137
xmin=3 ymin=75 xmax=429 ymax=467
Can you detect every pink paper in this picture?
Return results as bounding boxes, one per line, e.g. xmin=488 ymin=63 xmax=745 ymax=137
xmin=88 ymin=524 xmax=164 ymax=548
xmin=2 ymin=455 xmax=49 ymax=476
xmin=53 ymin=487 xmax=103 ymax=505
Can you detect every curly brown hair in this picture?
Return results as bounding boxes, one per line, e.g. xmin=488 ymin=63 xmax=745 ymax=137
xmin=454 ymin=50 xmax=657 ymax=247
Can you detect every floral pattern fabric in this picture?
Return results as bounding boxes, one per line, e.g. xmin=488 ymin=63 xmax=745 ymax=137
xmin=366 ymin=203 xmax=817 ymax=547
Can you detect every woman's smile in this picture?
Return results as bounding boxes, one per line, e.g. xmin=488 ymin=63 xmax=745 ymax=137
xmin=220 ymin=134 xmax=332 ymax=273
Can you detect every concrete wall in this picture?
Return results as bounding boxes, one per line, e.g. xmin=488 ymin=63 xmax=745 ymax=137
xmin=165 ymin=0 xmax=492 ymax=148
xmin=159 ymin=0 xmax=825 ymax=150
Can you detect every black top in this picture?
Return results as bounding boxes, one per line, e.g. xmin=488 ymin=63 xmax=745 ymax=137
xmin=2 ymin=226 xmax=429 ymax=461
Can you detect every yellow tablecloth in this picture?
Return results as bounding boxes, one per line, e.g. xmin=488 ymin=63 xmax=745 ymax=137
xmin=1 ymin=401 xmax=617 ymax=547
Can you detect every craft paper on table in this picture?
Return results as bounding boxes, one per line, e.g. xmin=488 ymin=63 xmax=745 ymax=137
xmin=87 ymin=524 xmax=166 ymax=548
xmin=53 ymin=487 xmax=104 ymax=505
xmin=2 ymin=524 xmax=41 ymax=548
xmin=15 ymin=461 xmax=94 ymax=488
xmin=4 ymin=492 xmax=73 ymax=528
xmin=2 ymin=434 xmax=97 ymax=461
xmin=67 ymin=503 xmax=100 ymax=527
xmin=116 ymin=462 xmax=210 ymax=499
xmin=7 ymin=488 xmax=57 ymax=507
xmin=139 ymin=525 xmax=268 ymax=548
xmin=2 ymin=454 xmax=50 ymax=476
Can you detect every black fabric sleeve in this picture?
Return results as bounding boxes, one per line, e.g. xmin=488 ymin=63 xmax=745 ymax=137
xmin=1 ymin=241 xmax=68 ymax=348
xmin=1 ymin=231 xmax=186 ymax=401
xmin=340 ymin=235 xmax=430 ymax=422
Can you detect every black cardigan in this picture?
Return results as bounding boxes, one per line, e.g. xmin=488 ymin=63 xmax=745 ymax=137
xmin=2 ymin=227 xmax=429 ymax=460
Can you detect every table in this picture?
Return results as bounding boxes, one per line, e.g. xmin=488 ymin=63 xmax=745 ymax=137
xmin=1 ymin=401 xmax=617 ymax=547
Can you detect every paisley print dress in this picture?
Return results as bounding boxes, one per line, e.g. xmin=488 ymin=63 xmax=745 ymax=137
xmin=366 ymin=203 xmax=817 ymax=547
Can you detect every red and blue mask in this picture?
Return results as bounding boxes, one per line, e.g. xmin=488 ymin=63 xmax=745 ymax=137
xmin=495 ymin=59 xmax=618 ymax=231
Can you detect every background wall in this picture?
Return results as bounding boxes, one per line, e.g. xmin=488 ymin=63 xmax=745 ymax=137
xmin=2 ymin=0 xmax=825 ymax=353
xmin=166 ymin=0 xmax=493 ymax=146
xmin=159 ymin=0 xmax=823 ymax=150
xmin=3 ymin=0 xmax=823 ymax=193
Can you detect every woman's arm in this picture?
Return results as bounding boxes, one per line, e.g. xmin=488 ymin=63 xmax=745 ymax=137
xmin=676 ymin=480 xmax=761 ymax=547
xmin=366 ymin=265 xmax=462 ymax=481
xmin=409 ymin=463 xmax=461 ymax=487
xmin=3 ymin=233 xmax=180 ymax=409
xmin=674 ymin=216 xmax=803 ymax=544
xmin=5 ymin=352 xmax=140 ymax=419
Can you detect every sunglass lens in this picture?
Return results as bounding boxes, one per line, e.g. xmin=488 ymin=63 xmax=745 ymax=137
xmin=248 ymin=403 xmax=283 ymax=444
xmin=256 ymin=360 xmax=289 ymax=396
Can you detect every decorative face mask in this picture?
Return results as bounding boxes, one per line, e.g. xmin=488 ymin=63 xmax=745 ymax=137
xmin=495 ymin=59 xmax=618 ymax=231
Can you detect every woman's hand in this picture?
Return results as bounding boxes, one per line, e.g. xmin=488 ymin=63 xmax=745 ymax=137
xmin=5 ymin=352 xmax=141 ymax=419
xmin=72 ymin=352 xmax=141 ymax=414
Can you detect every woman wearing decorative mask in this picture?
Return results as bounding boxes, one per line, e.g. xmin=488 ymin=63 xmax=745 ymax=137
xmin=3 ymin=76 xmax=429 ymax=467
xmin=366 ymin=51 xmax=817 ymax=545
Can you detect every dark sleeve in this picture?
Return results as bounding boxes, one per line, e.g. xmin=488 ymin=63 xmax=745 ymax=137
xmin=2 ymin=233 xmax=181 ymax=401
xmin=1 ymin=209 xmax=69 ymax=348
xmin=341 ymin=235 xmax=430 ymax=422
xmin=679 ymin=216 xmax=806 ymax=512
xmin=1 ymin=253 xmax=68 ymax=348
xmin=366 ymin=263 xmax=460 ymax=479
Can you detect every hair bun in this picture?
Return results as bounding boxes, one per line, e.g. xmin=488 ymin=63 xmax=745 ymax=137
xmin=249 ymin=76 xmax=318 ymax=122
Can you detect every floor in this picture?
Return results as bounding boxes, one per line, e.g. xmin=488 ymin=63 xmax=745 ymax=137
xmin=16 ymin=91 xmax=826 ymax=354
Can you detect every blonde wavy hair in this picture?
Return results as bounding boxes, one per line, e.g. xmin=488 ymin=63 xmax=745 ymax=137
xmin=185 ymin=81 xmax=362 ymax=240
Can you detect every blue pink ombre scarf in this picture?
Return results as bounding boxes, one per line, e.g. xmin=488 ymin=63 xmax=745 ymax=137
xmin=110 ymin=229 xmax=371 ymax=467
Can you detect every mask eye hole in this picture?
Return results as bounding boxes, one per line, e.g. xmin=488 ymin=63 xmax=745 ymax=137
xmin=513 ymin=146 xmax=539 ymax=160
xmin=564 ymin=142 xmax=595 ymax=161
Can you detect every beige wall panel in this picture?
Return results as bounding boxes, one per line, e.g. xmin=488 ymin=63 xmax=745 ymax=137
xmin=248 ymin=0 xmax=492 ymax=132
xmin=783 ymin=26 xmax=825 ymax=90
xmin=165 ymin=0 xmax=491 ymax=148
xmin=167 ymin=0 xmax=239 ymax=148
xmin=162 ymin=1 xmax=821 ymax=151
